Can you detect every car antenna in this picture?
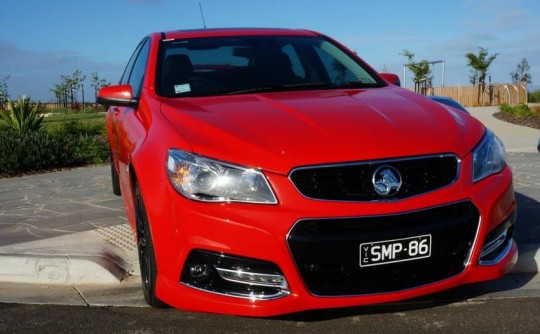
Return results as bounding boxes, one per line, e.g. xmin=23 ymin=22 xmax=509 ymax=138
xmin=199 ymin=2 xmax=207 ymax=29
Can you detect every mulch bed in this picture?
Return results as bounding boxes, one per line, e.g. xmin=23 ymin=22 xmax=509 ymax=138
xmin=493 ymin=112 xmax=540 ymax=130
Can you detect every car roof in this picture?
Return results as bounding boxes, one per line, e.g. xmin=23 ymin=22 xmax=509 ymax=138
xmin=160 ymin=28 xmax=321 ymax=40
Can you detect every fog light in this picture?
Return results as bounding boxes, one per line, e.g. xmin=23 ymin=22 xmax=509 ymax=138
xmin=479 ymin=211 xmax=516 ymax=265
xmin=181 ymin=249 xmax=290 ymax=300
xmin=189 ymin=264 xmax=212 ymax=281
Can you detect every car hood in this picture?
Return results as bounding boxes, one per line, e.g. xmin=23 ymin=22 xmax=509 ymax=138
xmin=160 ymin=86 xmax=484 ymax=175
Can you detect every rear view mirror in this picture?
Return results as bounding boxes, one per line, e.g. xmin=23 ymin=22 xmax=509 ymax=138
xmin=97 ymin=85 xmax=138 ymax=107
xmin=379 ymin=73 xmax=401 ymax=87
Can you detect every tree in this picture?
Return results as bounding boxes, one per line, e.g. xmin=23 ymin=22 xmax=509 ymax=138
xmin=465 ymin=47 xmax=498 ymax=87
xmin=90 ymin=72 xmax=110 ymax=104
xmin=400 ymin=49 xmax=431 ymax=93
xmin=0 ymin=75 xmax=10 ymax=110
xmin=69 ymin=69 xmax=86 ymax=107
xmin=74 ymin=69 xmax=87 ymax=106
xmin=51 ymin=80 xmax=67 ymax=108
xmin=54 ymin=69 xmax=86 ymax=110
xmin=51 ymin=78 xmax=70 ymax=109
xmin=465 ymin=47 xmax=498 ymax=105
xmin=510 ymin=58 xmax=532 ymax=85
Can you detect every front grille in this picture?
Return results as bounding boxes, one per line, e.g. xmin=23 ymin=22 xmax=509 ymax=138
xmin=287 ymin=201 xmax=479 ymax=296
xmin=289 ymin=154 xmax=459 ymax=201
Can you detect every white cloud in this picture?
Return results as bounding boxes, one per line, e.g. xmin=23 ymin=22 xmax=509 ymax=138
xmin=0 ymin=42 xmax=123 ymax=101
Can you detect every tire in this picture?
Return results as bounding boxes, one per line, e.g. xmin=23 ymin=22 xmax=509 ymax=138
xmin=110 ymin=153 xmax=121 ymax=196
xmin=134 ymin=182 xmax=168 ymax=308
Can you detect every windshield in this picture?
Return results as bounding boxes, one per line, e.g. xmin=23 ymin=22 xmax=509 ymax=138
xmin=157 ymin=35 xmax=383 ymax=97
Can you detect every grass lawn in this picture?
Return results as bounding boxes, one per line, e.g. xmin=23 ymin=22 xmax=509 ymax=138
xmin=43 ymin=111 xmax=106 ymax=124
xmin=1 ymin=109 xmax=107 ymax=129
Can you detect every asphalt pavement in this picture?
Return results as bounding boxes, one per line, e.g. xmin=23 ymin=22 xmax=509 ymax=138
xmin=0 ymin=106 xmax=539 ymax=308
xmin=3 ymin=298 xmax=540 ymax=333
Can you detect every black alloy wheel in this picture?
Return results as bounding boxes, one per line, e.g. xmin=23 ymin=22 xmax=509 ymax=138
xmin=134 ymin=181 xmax=168 ymax=308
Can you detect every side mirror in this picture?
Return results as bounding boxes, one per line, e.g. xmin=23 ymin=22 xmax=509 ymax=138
xmin=97 ymin=85 xmax=138 ymax=107
xmin=379 ymin=73 xmax=401 ymax=87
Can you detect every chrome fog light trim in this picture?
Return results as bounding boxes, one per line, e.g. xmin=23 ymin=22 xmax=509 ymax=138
xmin=215 ymin=267 xmax=288 ymax=289
xmin=479 ymin=239 xmax=514 ymax=266
xmin=479 ymin=211 xmax=516 ymax=265
xmin=480 ymin=229 xmax=509 ymax=259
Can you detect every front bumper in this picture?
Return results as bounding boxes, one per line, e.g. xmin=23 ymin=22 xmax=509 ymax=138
xmin=139 ymin=164 xmax=517 ymax=316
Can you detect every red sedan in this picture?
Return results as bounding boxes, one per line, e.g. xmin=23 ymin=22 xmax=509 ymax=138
xmin=98 ymin=28 xmax=517 ymax=316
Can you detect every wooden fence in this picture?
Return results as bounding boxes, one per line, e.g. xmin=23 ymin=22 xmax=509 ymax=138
xmin=408 ymin=84 xmax=528 ymax=107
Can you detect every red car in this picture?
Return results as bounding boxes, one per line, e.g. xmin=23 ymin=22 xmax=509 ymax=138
xmin=98 ymin=28 xmax=517 ymax=316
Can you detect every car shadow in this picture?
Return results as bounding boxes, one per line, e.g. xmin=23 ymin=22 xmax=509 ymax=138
xmin=513 ymin=192 xmax=540 ymax=273
xmin=273 ymin=191 xmax=539 ymax=322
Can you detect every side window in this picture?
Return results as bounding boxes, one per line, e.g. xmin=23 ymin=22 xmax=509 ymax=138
xmin=120 ymin=41 xmax=145 ymax=85
xmin=128 ymin=41 xmax=150 ymax=97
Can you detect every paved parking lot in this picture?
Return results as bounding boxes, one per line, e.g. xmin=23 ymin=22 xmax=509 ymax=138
xmin=0 ymin=167 xmax=125 ymax=247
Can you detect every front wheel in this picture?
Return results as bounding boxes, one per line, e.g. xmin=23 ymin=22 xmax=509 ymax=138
xmin=134 ymin=181 xmax=168 ymax=308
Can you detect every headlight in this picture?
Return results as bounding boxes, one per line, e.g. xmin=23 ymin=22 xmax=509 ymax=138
xmin=166 ymin=149 xmax=277 ymax=204
xmin=472 ymin=130 xmax=506 ymax=182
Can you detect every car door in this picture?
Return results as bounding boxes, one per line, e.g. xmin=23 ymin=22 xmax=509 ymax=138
xmin=109 ymin=39 xmax=150 ymax=189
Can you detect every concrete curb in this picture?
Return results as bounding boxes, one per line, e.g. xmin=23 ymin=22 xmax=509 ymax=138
xmin=0 ymin=253 xmax=126 ymax=284
xmin=0 ymin=226 xmax=139 ymax=285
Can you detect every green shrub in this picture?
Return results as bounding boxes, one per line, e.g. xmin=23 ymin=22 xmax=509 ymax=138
xmin=499 ymin=102 xmax=512 ymax=114
xmin=0 ymin=97 xmax=45 ymax=133
xmin=73 ymin=133 xmax=109 ymax=165
xmin=499 ymin=103 xmax=536 ymax=118
xmin=528 ymin=90 xmax=540 ymax=103
xmin=0 ymin=131 xmax=76 ymax=175
xmin=48 ymin=119 xmax=105 ymax=136
xmin=514 ymin=103 xmax=533 ymax=117
xmin=0 ymin=129 xmax=109 ymax=177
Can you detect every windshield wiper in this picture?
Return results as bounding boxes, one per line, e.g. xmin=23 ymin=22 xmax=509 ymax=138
xmin=225 ymin=82 xmax=331 ymax=95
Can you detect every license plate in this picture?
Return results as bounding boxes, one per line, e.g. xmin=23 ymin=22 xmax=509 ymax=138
xmin=359 ymin=235 xmax=432 ymax=267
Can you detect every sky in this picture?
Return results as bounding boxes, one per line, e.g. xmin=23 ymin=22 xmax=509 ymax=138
xmin=1 ymin=0 xmax=539 ymax=102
